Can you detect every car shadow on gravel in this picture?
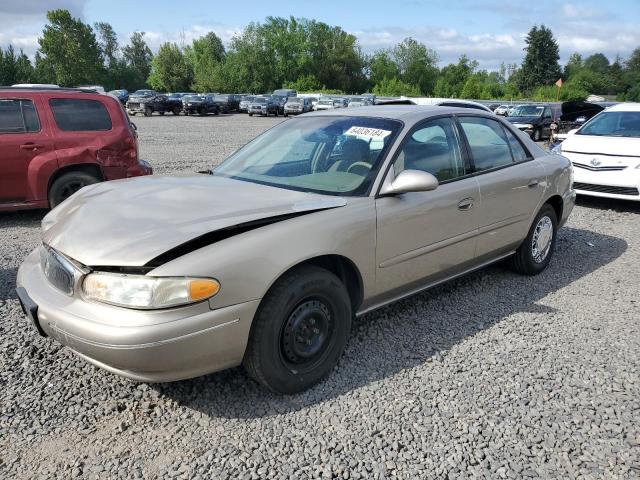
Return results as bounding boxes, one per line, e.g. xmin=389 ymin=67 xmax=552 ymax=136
xmin=154 ymin=226 xmax=627 ymax=419
xmin=0 ymin=267 xmax=18 ymax=302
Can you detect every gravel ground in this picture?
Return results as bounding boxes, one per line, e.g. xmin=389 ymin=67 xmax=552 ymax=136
xmin=1 ymin=114 xmax=639 ymax=479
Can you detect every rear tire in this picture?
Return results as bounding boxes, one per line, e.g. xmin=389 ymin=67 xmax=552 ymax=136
xmin=159 ymin=111 xmax=165 ymax=116
xmin=510 ymin=204 xmax=558 ymax=275
xmin=532 ymin=128 xmax=541 ymax=142
xmin=243 ymin=265 xmax=352 ymax=394
xmin=144 ymin=107 xmax=152 ymax=117
xmin=172 ymin=106 xmax=181 ymax=115
xmin=49 ymin=171 xmax=100 ymax=208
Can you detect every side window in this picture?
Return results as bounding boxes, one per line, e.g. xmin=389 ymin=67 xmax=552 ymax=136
xmin=502 ymin=126 xmax=531 ymax=162
xmin=459 ymin=117 xmax=513 ymax=172
xmin=49 ymin=98 xmax=112 ymax=131
xmin=394 ymin=117 xmax=465 ymax=182
xmin=0 ymin=99 xmax=40 ymax=133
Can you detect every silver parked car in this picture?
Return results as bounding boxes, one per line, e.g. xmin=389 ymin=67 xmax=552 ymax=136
xmin=17 ymin=106 xmax=575 ymax=393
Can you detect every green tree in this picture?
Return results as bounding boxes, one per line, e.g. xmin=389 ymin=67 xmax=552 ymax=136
xmin=460 ymin=75 xmax=483 ymax=99
xmin=122 ymin=32 xmax=153 ymax=90
xmin=368 ymin=50 xmax=399 ymax=86
xmin=187 ymin=32 xmax=226 ymax=91
xmin=433 ymin=55 xmax=477 ymax=97
xmin=372 ymin=77 xmax=421 ymax=96
xmin=15 ymin=50 xmax=34 ymax=83
xmin=0 ymin=45 xmax=17 ymax=84
xmin=37 ymin=9 xmax=104 ymax=86
xmin=518 ymin=25 xmax=561 ymax=94
xmin=147 ymin=42 xmax=193 ymax=92
xmin=564 ymin=52 xmax=583 ymax=78
xmin=392 ymin=37 xmax=438 ymax=95
xmin=284 ymin=74 xmax=322 ymax=92
xmin=583 ymin=53 xmax=609 ymax=75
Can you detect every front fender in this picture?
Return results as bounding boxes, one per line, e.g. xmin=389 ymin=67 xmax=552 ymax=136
xmin=149 ymin=198 xmax=377 ymax=312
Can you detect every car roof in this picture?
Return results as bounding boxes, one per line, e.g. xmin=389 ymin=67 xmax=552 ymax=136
xmin=605 ymin=102 xmax=640 ymax=112
xmin=303 ymin=105 xmax=495 ymax=123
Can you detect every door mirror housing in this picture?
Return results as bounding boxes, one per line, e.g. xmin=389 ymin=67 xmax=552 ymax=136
xmin=380 ymin=169 xmax=439 ymax=196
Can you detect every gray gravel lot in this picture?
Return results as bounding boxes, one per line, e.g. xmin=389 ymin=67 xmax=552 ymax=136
xmin=1 ymin=114 xmax=639 ymax=479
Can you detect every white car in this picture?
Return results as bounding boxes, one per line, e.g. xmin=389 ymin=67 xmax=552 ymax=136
xmin=495 ymin=105 xmax=510 ymax=116
xmin=553 ymin=103 xmax=640 ymax=201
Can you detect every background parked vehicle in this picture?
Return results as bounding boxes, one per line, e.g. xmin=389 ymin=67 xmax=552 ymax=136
xmin=314 ymin=97 xmax=336 ymax=110
xmin=284 ymin=97 xmax=312 ymax=116
xmin=0 ymin=86 xmax=151 ymax=211
xmin=273 ymin=88 xmax=297 ymax=98
xmin=248 ymin=96 xmax=279 ymax=116
xmin=108 ymin=89 xmax=129 ymax=105
xmin=126 ymin=90 xmax=173 ymax=116
xmin=166 ymin=93 xmax=190 ymax=115
xmin=239 ymin=95 xmax=256 ymax=112
xmin=507 ymin=104 xmax=554 ymax=141
xmin=347 ymin=96 xmax=371 ymax=108
xmin=182 ymin=94 xmax=220 ymax=116
xmin=494 ymin=105 xmax=510 ymax=116
xmin=552 ymin=103 xmax=640 ymax=201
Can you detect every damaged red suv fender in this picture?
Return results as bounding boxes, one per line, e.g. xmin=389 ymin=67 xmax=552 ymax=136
xmin=0 ymin=86 xmax=152 ymax=212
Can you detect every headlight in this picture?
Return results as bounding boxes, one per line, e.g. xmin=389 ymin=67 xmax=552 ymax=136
xmin=82 ymin=272 xmax=220 ymax=309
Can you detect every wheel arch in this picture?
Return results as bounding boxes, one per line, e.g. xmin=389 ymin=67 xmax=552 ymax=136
xmin=47 ymin=163 xmax=104 ymax=204
xmin=544 ymin=194 xmax=563 ymax=223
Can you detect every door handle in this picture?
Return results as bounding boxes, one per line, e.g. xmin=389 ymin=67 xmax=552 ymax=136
xmin=527 ymin=179 xmax=540 ymax=188
xmin=20 ymin=142 xmax=43 ymax=150
xmin=458 ymin=198 xmax=474 ymax=211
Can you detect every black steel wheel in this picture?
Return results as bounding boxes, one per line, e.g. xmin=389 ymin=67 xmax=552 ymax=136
xmin=243 ymin=265 xmax=352 ymax=394
xmin=48 ymin=171 xmax=100 ymax=208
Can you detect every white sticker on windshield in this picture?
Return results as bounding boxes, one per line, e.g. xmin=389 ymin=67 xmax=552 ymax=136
xmin=344 ymin=126 xmax=391 ymax=139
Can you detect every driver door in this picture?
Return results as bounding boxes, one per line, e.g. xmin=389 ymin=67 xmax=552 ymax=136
xmin=375 ymin=117 xmax=481 ymax=300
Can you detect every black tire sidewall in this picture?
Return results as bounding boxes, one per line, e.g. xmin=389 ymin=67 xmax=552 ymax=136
xmin=246 ymin=267 xmax=351 ymax=394
xmin=49 ymin=171 xmax=99 ymax=208
xmin=519 ymin=205 xmax=558 ymax=274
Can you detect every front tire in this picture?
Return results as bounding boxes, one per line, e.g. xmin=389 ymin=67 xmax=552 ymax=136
xmin=49 ymin=171 xmax=100 ymax=208
xmin=144 ymin=107 xmax=152 ymax=117
xmin=172 ymin=106 xmax=181 ymax=115
xmin=532 ymin=128 xmax=541 ymax=142
xmin=243 ymin=265 xmax=352 ymax=394
xmin=510 ymin=204 xmax=558 ymax=275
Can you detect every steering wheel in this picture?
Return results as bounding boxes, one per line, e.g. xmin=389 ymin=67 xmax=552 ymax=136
xmin=346 ymin=161 xmax=372 ymax=175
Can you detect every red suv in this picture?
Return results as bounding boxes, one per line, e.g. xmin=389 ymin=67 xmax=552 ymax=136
xmin=0 ymin=87 xmax=152 ymax=211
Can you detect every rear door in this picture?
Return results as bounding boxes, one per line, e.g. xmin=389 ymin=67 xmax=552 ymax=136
xmin=0 ymin=96 xmax=54 ymax=204
xmin=375 ymin=116 xmax=481 ymax=298
xmin=457 ymin=116 xmax=544 ymax=258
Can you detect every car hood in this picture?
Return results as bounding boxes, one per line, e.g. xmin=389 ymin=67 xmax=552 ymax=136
xmin=42 ymin=174 xmax=347 ymax=267
xmin=561 ymin=134 xmax=640 ymax=157
xmin=507 ymin=116 xmax=541 ymax=124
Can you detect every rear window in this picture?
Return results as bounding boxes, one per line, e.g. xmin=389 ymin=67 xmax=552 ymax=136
xmin=49 ymin=98 xmax=112 ymax=131
xmin=0 ymin=99 xmax=40 ymax=133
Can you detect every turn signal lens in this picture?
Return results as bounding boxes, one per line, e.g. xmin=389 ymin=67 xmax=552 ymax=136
xmin=189 ymin=279 xmax=220 ymax=301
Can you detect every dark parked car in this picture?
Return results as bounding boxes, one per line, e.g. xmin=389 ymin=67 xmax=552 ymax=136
xmin=126 ymin=90 xmax=176 ymax=116
xmin=506 ymin=104 xmax=554 ymax=141
xmin=166 ymin=93 xmax=191 ymax=114
xmin=0 ymin=86 xmax=151 ymax=211
xmin=108 ymin=89 xmax=129 ymax=105
xmin=211 ymin=94 xmax=241 ymax=113
xmin=182 ymin=95 xmax=220 ymax=116
xmin=284 ymin=97 xmax=312 ymax=116
xmin=247 ymin=96 xmax=279 ymax=116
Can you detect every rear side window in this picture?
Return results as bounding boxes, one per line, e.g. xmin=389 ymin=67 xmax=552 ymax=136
xmin=49 ymin=98 xmax=112 ymax=131
xmin=458 ymin=117 xmax=513 ymax=171
xmin=0 ymin=99 xmax=40 ymax=133
xmin=503 ymin=127 xmax=531 ymax=162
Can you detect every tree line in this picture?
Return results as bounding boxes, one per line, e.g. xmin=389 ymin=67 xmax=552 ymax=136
xmin=1 ymin=9 xmax=639 ymax=102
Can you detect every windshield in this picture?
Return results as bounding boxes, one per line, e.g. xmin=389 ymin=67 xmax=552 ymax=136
xmin=252 ymin=97 xmax=267 ymax=104
xmin=213 ymin=116 xmax=402 ymax=196
xmin=319 ymin=99 xmax=333 ymax=105
xmin=578 ymin=111 xmax=640 ymax=137
xmin=241 ymin=96 xmax=255 ymax=102
xmin=183 ymin=95 xmax=201 ymax=101
xmin=350 ymin=97 xmax=364 ymax=103
xmin=287 ymin=98 xmax=303 ymax=103
xmin=132 ymin=90 xmax=154 ymax=96
xmin=511 ymin=105 xmax=544 ymax=117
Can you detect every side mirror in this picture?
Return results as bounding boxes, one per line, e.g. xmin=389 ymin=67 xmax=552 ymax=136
xmin=380 ymin=169 xmax=439 ymax=196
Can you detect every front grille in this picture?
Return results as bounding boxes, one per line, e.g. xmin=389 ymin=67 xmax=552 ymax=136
xmin=40 ymin=246 xmax=76 ymax=295
xmin=573 ymin=182 xmax=639 ymax=196
xmin=573 ymin=162 xmax=627 ymax=172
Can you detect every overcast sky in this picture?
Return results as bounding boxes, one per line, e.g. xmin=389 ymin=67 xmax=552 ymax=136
xmin=1 ymin=0 xmax=638 ymax=70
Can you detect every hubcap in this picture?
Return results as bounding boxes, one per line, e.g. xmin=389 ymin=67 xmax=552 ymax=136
xmin=531 ymin=216 xmax=553 ymax=263
xmin=281 ymin=299 xmax=333 ymax=368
